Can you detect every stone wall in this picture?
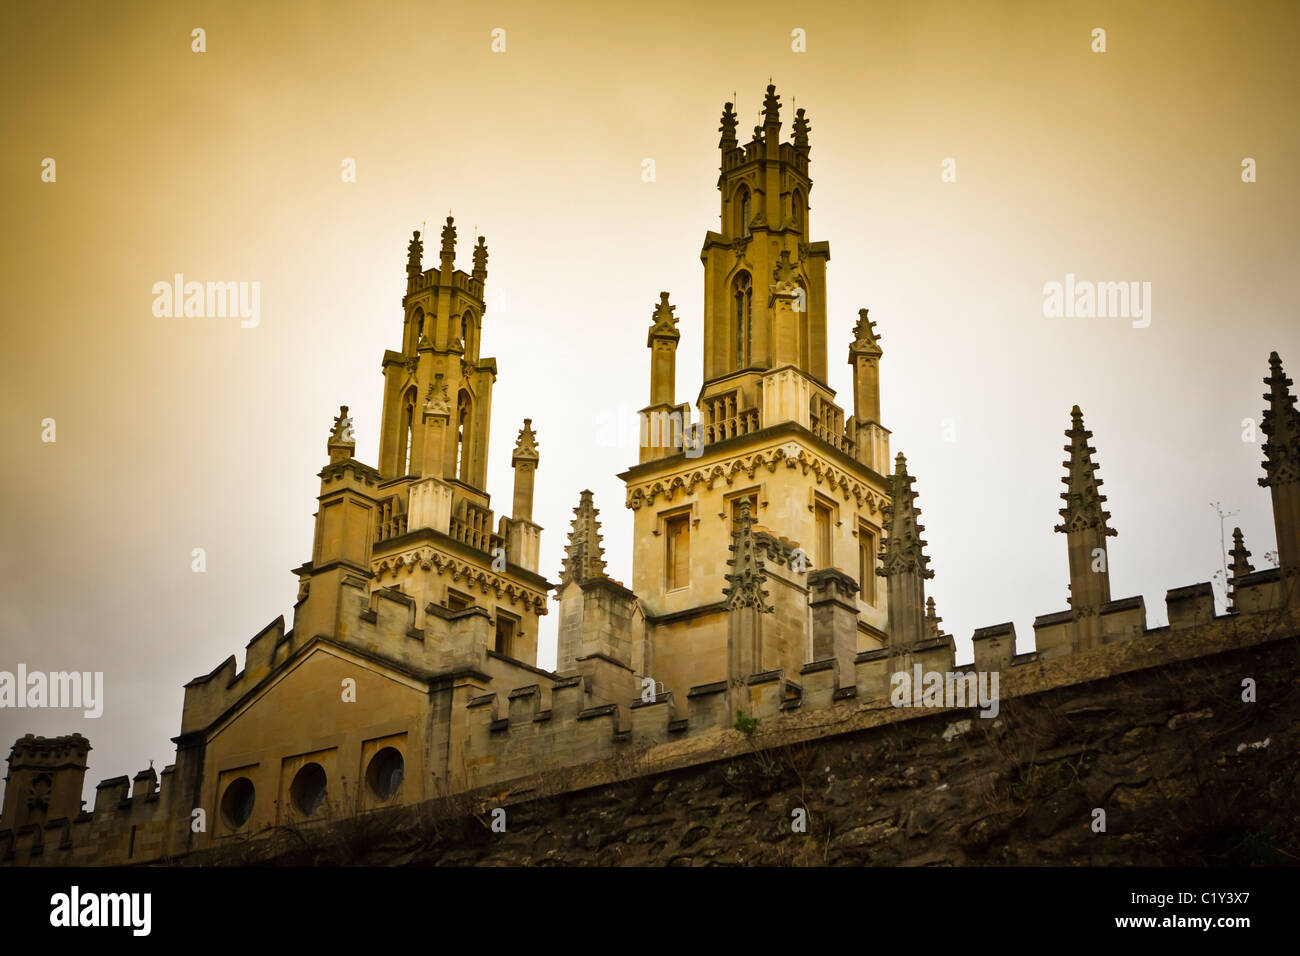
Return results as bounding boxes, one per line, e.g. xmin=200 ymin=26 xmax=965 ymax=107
xmin=188 ymin=622 xmax=1300 ymax=866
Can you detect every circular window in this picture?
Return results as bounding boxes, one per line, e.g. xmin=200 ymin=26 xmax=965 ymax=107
xmin=365 ymin=747 xmax=404 ymax=801
xmin=290 ymin=762 xmax=327 ymax=816
xmin=221 ymin=777 xmax=255 ymax=829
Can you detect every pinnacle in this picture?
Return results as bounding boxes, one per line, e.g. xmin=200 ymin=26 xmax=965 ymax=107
xmin=880 ymin=452 xmax=934 ymax=580
xmin=763 ymin=83 xmax=781 ymax=125
xmin=1056 ymin=406 xmax=1117 ymax=537
xmin=1259 ymin=350 xmax=1300 ymax=489
xmin=850 ymin=308 xmax=882 ymax=355
xmin=560 ymin=489 xmax=606 ymax=586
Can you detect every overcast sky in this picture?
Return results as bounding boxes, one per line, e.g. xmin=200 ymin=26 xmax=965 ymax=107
xmin=2 ymin=0 xmax=1297 ymax=804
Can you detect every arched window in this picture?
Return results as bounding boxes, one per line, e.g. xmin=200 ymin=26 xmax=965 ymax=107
xmin=402 ymin=387 xmax=417 ymax=474
xmin=409 ymin=306 xmax=424 ymax=352
xmin=456 ymin=390 xmax=471 ymax=480
xmin=736 ymin=186 xmax=752 ymax=238
xmin=797 ymin=281 xmax=809 ymax=368
xmin=461 ymin=311 xmax=475 ymax=356
xmin=733 ymin=272 xmax=753 ymax=369
xmin=791 ymin=189 xmax=805 ymax=231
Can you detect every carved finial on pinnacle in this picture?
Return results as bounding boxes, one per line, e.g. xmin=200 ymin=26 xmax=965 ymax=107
xmin=513 ymin=417 xmax=539 ymax=463
xmin=719 ymin=101 xmax=738 ymax=150
xmin=472 ymin=235 xmax=488 ymax=279
xmin=559 ymin=490 xmax=607 ymax=586
xmin=647 ymin=291 xmax=680 ymax=345
xmin=763 ymin=83 xmax=781 ymax=125
xmin=439 ymin=215 xmax=456 ymax=263
xmin=423 ymin=375 xmax=451 ymax=420
xmin=850 ymin=308 xmax=882 ymax=357
xmin=772 ymin=249 xmax=799 ymax=291
xmin=1055 ymin=406 xmax=1118 ymax=537
xmin=879 ymin=453 xmax=934 ymax=580
xmin=924 ymin=597 xmax=943 ymax=638
xmin=724 ymin=498 xmax=774 ymax=612
xmin=1227 ymin=526 xmax=1254 ymax=611
xmin=1259 ymin=351 xmax=1300 ymax=490
xmin=406 ymin=230 xmax=423 ymax=278
xmin=327 ymin=405 xmax=355 ymax=462
xmin=792 ymin=107 xmax=810 ymax=151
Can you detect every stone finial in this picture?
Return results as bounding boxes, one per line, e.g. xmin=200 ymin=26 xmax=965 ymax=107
xmin=772 ymin=250 xmax=799 ymax=291
xmin=423 ymin=376 xmax=451 ymax=420
xmin=751 ymin=124 xmax=764 ymax=145
xmin=1054 ymin=406 xmax=1118 ymax=537
xmin=762 ymin=83 xmax=781 ymax=125
xmin=559 ymin=490 xmax=607 ymax=586
xmin=850 ymin=308 xmax=882 ymax=357
xmin=924 ymin=596 xmax=943 ymax=638
xmin=647 ymin=291 xmax=680 ymax=345
xmin=1259 ymin=351 xmax=1300 ymax=490
xmin=879 ymin=454 xmax=934 ymax=580
xmin=512 ymin=417 xmax=539 ymax=464
xmin=724 ymin=498 xmax=773 ymax=611
xmin=1228 ymin=526 xmax=1254 ymax=610
xmin=328 ymin=405 xmax=355 ymax=462
xmin=792 ymin=107 xmax=810 ymax=151
xmin=439 ymin=215 xmax=457 ymax=263
xmin=406 ymin=230 xmax=423 ymax=278
xmin=719 ymin=101 xmax=738 ymax=150
xmin=472 ymin=235 xmax=488 ymax=279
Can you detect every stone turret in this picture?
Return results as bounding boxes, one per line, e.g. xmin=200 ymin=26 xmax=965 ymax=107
xmin=0 ymin=734 xmax=91 ymax=832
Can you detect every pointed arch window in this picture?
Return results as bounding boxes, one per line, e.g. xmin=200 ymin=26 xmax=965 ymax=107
xmin=733 ymin=271 xmax=753 ymax=370
xmin=791 ymin=189 xmax=805 ymax=232
xmin=402 ymin=386 xmax=417 ymax=475
xmin=409 ymin=306 xmax=424 ymax=353
xmin=455 ymin=390 xmax=471 ymax=481
xmin=736 ymin=186 xmax=752 ymax=238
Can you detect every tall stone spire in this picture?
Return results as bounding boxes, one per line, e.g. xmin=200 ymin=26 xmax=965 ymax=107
xmin=1259 ymin=351 xmax=1300 ymax=573
xmin=1055 ymin=406 xmax=1116 ymax=642
xmin=1228 ymin=526 xmax=1255 ymax=611
xmin=878 ymin=453 xmax=933 ymax=651
xmin=559 ymin=490 xmax=607 ymax=586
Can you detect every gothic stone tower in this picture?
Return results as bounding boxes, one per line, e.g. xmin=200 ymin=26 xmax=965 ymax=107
xmin=295 ymin=218 xmax=550 ymax=665
xmin=621 ymin=86 xmax=894 ymax=701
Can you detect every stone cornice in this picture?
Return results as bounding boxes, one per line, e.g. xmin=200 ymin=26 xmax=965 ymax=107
xmin=373 ymin=540 xmax=550 ymax=615
xmin=623 ymin=430 xmax=888 ymax=514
